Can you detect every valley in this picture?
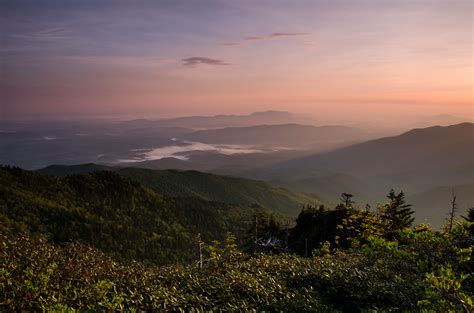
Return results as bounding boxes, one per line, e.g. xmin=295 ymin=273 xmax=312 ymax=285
xmin=2 ymin=1 xmax=473 ymax=310
xmin=2 ymin=113 xmax=473 ymax=228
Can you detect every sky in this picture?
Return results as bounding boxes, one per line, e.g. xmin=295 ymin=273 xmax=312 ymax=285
xmin=1 ymin=0 xmax=472 ymax=121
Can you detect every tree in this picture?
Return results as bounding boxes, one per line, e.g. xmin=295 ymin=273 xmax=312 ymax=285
xmin=244 ymin=212 xmax=283 ymax=254
xmin=462 ymin=207 xmax=474 ymax=223
xmin=337 ymin=208 xmax=384 ymax=249
xmin=448 ymin=191 xmax=457 ymax=233
xmin=378 ymin=189 xmax=414 ymax=238
xmin=338 ymin=193 xmax=355 ymax=210
xmin=462 ymin=207 xmax=474 ymax=235
xmin=289 ymin=205 xmax=347 ymax=254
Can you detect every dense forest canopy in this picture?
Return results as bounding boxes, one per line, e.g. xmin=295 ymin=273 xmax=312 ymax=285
xmin=39 ymin=164 xmax=320 ymax=217
xmin=0 ymin=166 xmax=276 ymax=264
xmin=1 ymin=165 xmax=473 ymax=311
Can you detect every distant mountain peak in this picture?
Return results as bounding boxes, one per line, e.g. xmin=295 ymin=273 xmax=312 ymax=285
xmin=249 ymin=110 xmax=293 ymax=117
xmin=401 ymin=121 xmax=473 ymax=136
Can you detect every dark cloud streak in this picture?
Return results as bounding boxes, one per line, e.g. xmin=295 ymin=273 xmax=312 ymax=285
xmin=182 ymin=57 xmax=229 ymax=67
xmin=244 ymin=32 xmax=310 ymax=41
xmin=222 ymin=32 xmax=310 ymax=46
xmin=244 ymin=36 xmax=264 ymax=41
xmin=270 ymin=32 xmax=309 ymax=38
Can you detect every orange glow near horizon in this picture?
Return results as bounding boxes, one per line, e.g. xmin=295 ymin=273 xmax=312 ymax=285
xmin=1 ymin=1 xmax=472 ymax=122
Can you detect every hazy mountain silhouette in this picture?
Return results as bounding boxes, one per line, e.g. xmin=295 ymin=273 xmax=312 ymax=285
xmin=257 ymin=123 xmax=474 ymax=185
xmin=126 ymin=111 xmax=312 ymax=129
xmin=412 ymin=114 xmax=473 ymax=128
xmin=127 ymin=149 xmax=318 ymax=174
xmin=182 ymin=124 xmax=370 ymax=148
xmin=278 ymin=174 xmax=373 ymax=204
xmin=240 ymin=123 xmax=474 ymax=227
xmin=408 ymin=184 xmax=474 ymax=227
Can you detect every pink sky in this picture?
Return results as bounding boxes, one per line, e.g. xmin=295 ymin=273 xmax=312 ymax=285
xmin=1 ymin=0 xmax=472 ymax=121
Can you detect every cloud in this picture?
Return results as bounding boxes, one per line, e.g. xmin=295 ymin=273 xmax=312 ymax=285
xmin=220 ymin=32 xmax=310 ymax=47
xmin=219 ymin=42 xmax=240 ymax=47
xmin=243 ymin=33 xmax=309 ymax=41
xmin=12 ymin=27 xmax=69 ymax=41
xmin=269 ymin=32 xmax=309 ymax=38
xmin=181 ymin=57 xmax=229 ymax=67
xmin=243 ymin=36 xmax=265 ymax=41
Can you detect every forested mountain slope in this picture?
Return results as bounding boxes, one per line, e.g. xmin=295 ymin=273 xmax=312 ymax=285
xmin=0 ymin=166 xmax=273 ymax=264
xmin=39 ymin=164 xmax=320 ymax=216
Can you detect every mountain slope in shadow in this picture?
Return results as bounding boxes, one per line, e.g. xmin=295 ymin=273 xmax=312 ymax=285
xmin=240 ymin=123 xmax=474 ymax=227
xmin=182 ymin=124 xmax=370 ymax=148
xmin=250 ymin=123 xmax=474 ymax=185
xmin=39 ymin=164 xmax=321 ymax=217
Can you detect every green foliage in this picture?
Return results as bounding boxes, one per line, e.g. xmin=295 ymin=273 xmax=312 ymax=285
xmin=289 ymin=199 xmax=386 ymax=254
xmin=243 ymin=212 xmax=284 ymax=254
xmin=0 ymin=166 xmax=274 ymax=264
xmin=418 ymin=266 xmax=473 ymax=312
xmin=1 ymin=166 xmax=473 ymax=311
xmin=336 ymin=208 xmax=384 ymax=249
xmin=464 ymin=208 xmax=474 ymax=235
xmin=40 ymin=165 xmax=321 ymax=217
xmin=378 ymin=189 xmax=415 ymax=238
xmin=3 ymin=222 xmax=471 ymax=311
xmin=361 ymin=223 xmax=473 ymax=312
xmin=289 ymin=205 xmax=347 ymax=255
xmin=464 ymin=208 xmax=474 ymax=223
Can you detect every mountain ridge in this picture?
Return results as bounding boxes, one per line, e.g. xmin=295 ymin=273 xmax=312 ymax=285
xmin=126 ymin=111 xmax=312 ymax=129
xmin=254 ymin=122 xmax=474 ymax=181
xmin=0 ymin=166 xmax=279 ymax=264
xmin=182 ymin=123 xmax=369 ymax=147
xmin=238 ymin=122 xmax=474 ymax=227
xmin=38 ymin=164 xmax=321 ymax=217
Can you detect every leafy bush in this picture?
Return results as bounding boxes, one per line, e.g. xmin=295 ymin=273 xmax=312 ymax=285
xmin=2 ymin=223 xmax=472 ymax=311
xmin=1 ymin=167 xmax=473 ymax=311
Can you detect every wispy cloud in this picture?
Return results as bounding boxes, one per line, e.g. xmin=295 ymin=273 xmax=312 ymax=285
xmin=243 ymin=36 xmax=264 ymax=41
xmin=244 ymin=32 xmax=310 ymax=41
xmin=12 ymin=27 xmax=70 ymax=41
xmin=181 ymin=57 xmax=229 ymax=67
xmin=221 ymin=32 xmax=310 ymax=46
xmin=219 ymin=42 xmax=241 ymax=47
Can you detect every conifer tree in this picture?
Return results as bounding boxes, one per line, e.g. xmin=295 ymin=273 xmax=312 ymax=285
xmin=463 ymin=207 xmax=474 ymax=223
xmin=339 ymin=193 xmax=355 ymax=209
xmin=379 ymin=189 xmax=415 ymax=237
xmin=463 ymin=207 xmax=474 ymax=235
